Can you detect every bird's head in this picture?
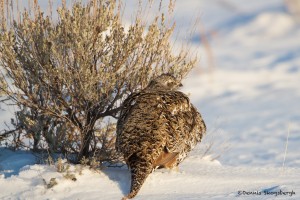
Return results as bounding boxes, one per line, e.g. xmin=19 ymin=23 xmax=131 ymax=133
xmin=146 ymin=74 xmax=183 ymax=91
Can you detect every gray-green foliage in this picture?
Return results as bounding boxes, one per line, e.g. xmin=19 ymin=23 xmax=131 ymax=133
xmin=0 ymin=0 xmax=197 ymax=163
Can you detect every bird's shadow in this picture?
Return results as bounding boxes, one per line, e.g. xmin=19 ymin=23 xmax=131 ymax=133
xmin=102 ymin=165 xmax=131 ymax=196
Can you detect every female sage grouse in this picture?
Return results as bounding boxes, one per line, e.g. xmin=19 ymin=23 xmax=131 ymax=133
xmin=116 ymin=74 xmax=206 ymax=199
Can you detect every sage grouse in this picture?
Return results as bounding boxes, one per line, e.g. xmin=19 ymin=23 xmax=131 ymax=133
xmin=116 ymin=74 xmax=206 ymax=199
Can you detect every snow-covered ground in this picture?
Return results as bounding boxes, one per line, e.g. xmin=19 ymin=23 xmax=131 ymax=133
xmin=1 ymin=0 xmax=300 ymax=199
xmin=1 ymin=151 xmax=299 ymax=200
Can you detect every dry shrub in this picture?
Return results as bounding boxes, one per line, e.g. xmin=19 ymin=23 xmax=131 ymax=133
xmin=0 ymin=0 xmax=197 ymax=164
xmin=285 ymin=0 xmax=300 ymax=22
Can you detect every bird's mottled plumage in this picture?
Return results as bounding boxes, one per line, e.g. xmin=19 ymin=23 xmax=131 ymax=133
xmin=116 ymin=74 xmax=206 ymax=199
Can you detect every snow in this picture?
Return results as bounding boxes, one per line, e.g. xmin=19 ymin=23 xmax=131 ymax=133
xmin=0 ymin=151 xmax=299 ymax=200
xmin=1 ymin=0 xmax=300 ymax=199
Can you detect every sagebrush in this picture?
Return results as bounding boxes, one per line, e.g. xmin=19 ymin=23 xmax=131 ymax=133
xmin=0 ymin=0 xmax=197 ymax=164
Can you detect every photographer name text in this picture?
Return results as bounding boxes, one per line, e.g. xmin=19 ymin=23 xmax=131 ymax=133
xmin=238 ymin=190 xmax=295 ymax=197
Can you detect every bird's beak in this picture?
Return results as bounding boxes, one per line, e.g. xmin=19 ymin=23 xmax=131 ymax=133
xmin=178 ymin=83 xmax=183 ymax=87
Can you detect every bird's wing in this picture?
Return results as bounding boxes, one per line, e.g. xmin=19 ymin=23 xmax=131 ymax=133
xmin=116 ymin=91 xmax=168 ymax=160
xmin=116 ymin=92 xmax=142 ymax=152
xmin=160 ymin=91 xmax=206 ymax=158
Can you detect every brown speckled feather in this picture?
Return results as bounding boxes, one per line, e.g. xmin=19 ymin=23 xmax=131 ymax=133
xmin=116 ymin=74 xmax=206 ymax=199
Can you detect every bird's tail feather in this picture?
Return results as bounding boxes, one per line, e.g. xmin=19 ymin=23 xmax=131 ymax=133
xmin=124 ymin=153 xmax=153 ymax=199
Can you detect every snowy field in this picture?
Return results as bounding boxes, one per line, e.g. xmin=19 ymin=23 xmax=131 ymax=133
xmin=1 ymin=0 xmax=300 ymax=199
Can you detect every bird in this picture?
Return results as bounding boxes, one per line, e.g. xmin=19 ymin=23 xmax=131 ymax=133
xmin=116 ymin=74 xmax=206 ymax=199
